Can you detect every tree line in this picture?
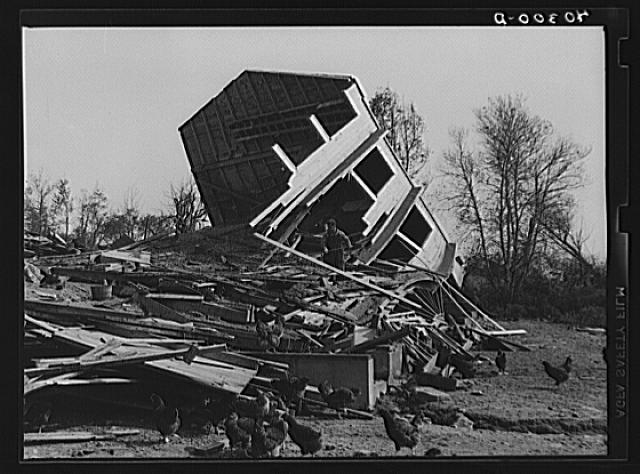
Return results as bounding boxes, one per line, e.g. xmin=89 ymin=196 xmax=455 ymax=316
xmin=23 ymin=174 xmax=208 ymax=249
xmin=368 ymin=88 xmax=604 ymax=324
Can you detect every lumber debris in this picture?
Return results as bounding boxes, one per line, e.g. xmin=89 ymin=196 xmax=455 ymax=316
xmin=23 ymin=220 xmax=526 ymax=429
xmin=24 ymin=430 xmax=140 ymax=444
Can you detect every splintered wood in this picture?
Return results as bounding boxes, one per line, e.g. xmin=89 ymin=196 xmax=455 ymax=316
xmin=23 ymin=227 xmax=527 ymax=417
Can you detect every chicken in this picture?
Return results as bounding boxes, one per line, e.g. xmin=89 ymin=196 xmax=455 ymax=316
xmin=269 ymin=314 xmax=284 ymax=350
xmin=264 ymin=413 xmax=288 ymax=457
xmin=542 ymin=361 xmax=569 ymax=386
xmin=250 ymin=416 xmax=288 ymax=458
xmin=318 ymin=381 xmax=360 ymax=418
xmin=253 ymin=389 xmax=271 ymax=420
xmin=150 ymin=393 xmax=181 ymax=443
xmin=449 ymin=353 xmax=476 ymax=378
xmin=24 ymin=400 xmax=52 ymax=433
xmin=283 ymin=412 xmax=323 ymax=456
xmin=436 ymin=346 xmax=452 ymax=369
xmin=561 ymin=356 xmax=573 ymax=374
xmin=204 ymin=393 xmax=236 ymax=435
xmin=264 ymin=395 xmax=287 ymax=425
xmin=495 ymin=350 xmax=507 ymax=374
xmin=378 ymin=407 xmax=419 ymax=455
xmin=271 ymin=374 xmax=309 ymax=414
xmin=224 ymin=412 xmax=252 ymax=449
xmin=232 ymin=390 xmax=270 ymax=421
xmin=256 ymin=319 xmax=272 ymax=351
xmin=411 ymin=411 xmax=427 ymax=429
xmin=424 ymin=447 xmax=442 ymax=457
xmin=256 ymin=314 xmax=285 ymax=352
xmin=272 ymin=394 xmax=288 ymax=412
xmin=180 ymin=400 xmax=217 ymax=434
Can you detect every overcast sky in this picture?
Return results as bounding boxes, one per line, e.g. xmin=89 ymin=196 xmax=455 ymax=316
xmin=22 ymin=26 xmax=605 ymax=258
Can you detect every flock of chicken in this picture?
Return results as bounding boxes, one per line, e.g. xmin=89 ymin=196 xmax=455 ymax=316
xmin=146 ymin=348 xmax=584 ymax=458
xmin=495 ymin=349 xmax=574 ymax=386
xmin=24 ymin=345 xmax=596 ymax=457
xmin=150 ymin=374 xmax=362 ymax=458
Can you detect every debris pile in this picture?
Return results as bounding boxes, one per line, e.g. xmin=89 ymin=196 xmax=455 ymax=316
xmin=22 ymin=69 xmax=531 ymax=456
xmin=23 ymin=224 xmax=528 ymax=452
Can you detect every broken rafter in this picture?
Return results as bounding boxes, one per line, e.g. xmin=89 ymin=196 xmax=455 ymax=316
xmin=24 ymin=343 xmax=226 ymax=378
xmin=346 ymin=326 xmax=411 ymax=353
xmin=254 ymin=233 xmax=427 ymax=312
xmin=440 ymin=279 xmax=507 ymax=332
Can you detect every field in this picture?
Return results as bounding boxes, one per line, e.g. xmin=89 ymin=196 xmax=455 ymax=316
xmin=23 ymin=318 xmax=607 ymax=460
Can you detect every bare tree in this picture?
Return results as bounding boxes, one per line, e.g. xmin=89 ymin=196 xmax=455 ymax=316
xmin=24 ymin=170 xmax=54 ymax=236
xmin=442 ymin=95 xmax=590 ymax=304
xmin=51 ymin=178 xmax=74 ymax=241
xmin=169 ymin=179 xmax=207 ymax=234
xmin=122 ymin=186 xmax=141 ymax=240
xmin=369 ymin=87 xmax=430 ymax=181
xmin=139 ymin=213 xmax=173 ymax=240
xmin=540 ymin=208 xmax=595 ymax=273
xmin=75 ymin=185 xmax=109 ymax=248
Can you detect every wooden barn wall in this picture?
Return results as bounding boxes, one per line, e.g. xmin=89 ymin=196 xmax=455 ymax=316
xmin=180 ymin=71 xmax=356 ymax=226
xmin=409 ymin=199 xmax=449 ymax=271
xmin=262 ymin=85 xmax=379 ymax=229
xmin=355 ymin=144 xmax=414 ymax=239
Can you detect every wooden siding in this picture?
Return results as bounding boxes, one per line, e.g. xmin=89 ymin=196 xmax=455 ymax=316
xmin=180 ymin=70 xmax=357 ymax=226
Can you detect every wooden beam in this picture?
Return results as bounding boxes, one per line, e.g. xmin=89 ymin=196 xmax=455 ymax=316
xmin=24 ymin=344 xmax=225 ymax=378
xmin=254 ymin=233 xmax=424 ymax=311
xmin=24 ymin=372 xmax=80 ymax=395
xmin=132 ymin=293 xmax=190 ymax=323
xmin=24 ymin=316 xmax=255 ymax=395
xmin=468 ymin=327 xmax=531 ymax=351
xmin=79 ymin=339 xmax=122 ymax=361
xmin=24 ymin=430 xmax=140 ymax=445
xmin=441 ymin=279 xmax=506 ymax=331
xmin=346 ymin=326 xmax=411 ymax=353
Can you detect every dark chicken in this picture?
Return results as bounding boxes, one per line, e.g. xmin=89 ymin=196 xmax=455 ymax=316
xmin=424 ymin=447 xmax=442 ymax=457
xmin=204 ymin=393 xmax=236 ymax=435
xmin=224 ymin=412 xmax=252 ymax=449
xmin=271 ymin=374 xmax=309 ymax=414
xmin=410 ymin=411 xmax=426 ymax=429
xmin=256 ymin=319 xmax=271 ymax=352
xmin=449 ymin=353 xmax=476 ymax=378
xmin=256 ymin=314 xmax=285 ymax=352
xmin=378 ymin=407 xmax=419 ymax=455
xmin=233 ymin=389 xmax=270 ymax=420
xmin=283 ymin=412 xmax=323 ymax=456
xmin=250 ymin=416 xmax=288 ymax=458
xmin=495 ymin=350 xmax=507 ymax=374
xmin=264 ymin=395 xmax=288 ymax=425
xmin=542 ymin=361 xmax=569 ymax=386
xmin=150 ymin=393 xmax=181 ymax=443
xmin=24 ymin=400 xmax=52 ymax=433
xmin=270 ymin=314 xmax=285 ymax=349
xmin=318 ymin=381 xmax=360 ymax=418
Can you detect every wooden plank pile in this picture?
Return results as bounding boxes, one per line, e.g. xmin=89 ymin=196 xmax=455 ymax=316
xmin=24 ymin=231 xmax=73 ymax=258
xmin=23 ymin=226 xmax=528 ymax=419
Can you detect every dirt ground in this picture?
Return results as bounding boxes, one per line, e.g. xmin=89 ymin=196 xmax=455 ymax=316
xmin=22 ymin=318 xmax=607 ymax=460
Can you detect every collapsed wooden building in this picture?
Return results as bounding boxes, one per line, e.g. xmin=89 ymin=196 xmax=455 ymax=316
xmin=179 ymin=69 xmax=464 ymax=285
